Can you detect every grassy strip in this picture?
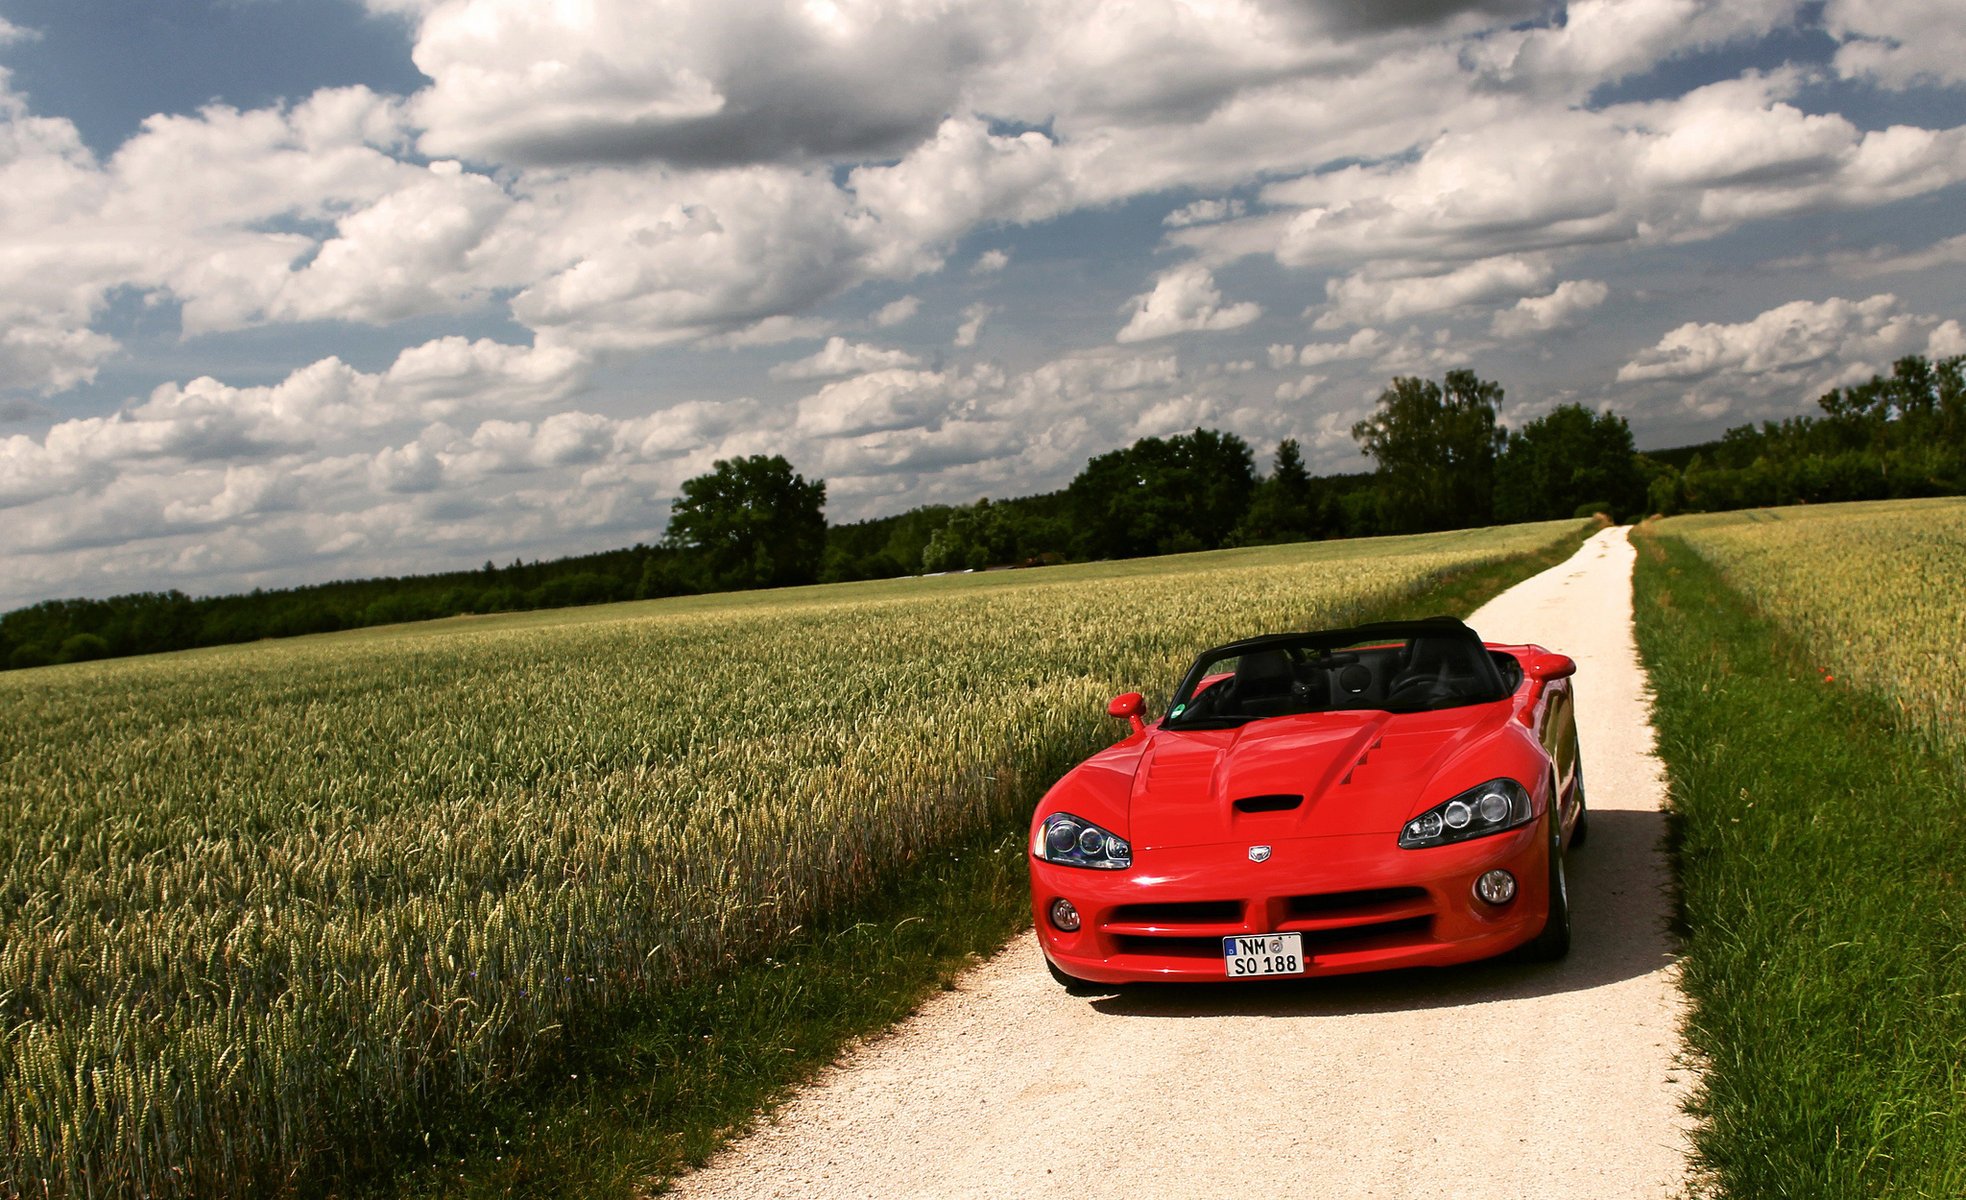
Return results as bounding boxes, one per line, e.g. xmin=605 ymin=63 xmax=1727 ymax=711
xmin=1632 ymin=526 xmax=1966 ymax=1199
xmin=382 ymin=521 xmax=1600 ymax=1200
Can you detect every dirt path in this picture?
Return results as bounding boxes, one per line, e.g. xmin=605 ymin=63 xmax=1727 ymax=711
xmin=668 ymin=526 xmax=1692 ymax=1199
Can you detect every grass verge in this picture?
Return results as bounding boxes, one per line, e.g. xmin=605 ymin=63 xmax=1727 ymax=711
xmin=380 ymin=520 xmax=1600 ymax=1200
xmin=1632 ymin=526 xmax=1966 ymax=1199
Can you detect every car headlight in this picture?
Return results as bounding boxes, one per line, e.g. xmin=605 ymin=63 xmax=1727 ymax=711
xmin=1398 ymin=778 xmax=1533 ymax=849
xmin=1033 ymin=812 xmax=1132 ymax=870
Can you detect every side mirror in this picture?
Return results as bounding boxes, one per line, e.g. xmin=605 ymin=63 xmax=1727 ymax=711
xmin=1108 ymin=691 xmax=1147 ymax=735
xmin=1527 ymin=652 xmax=1576 ymax=681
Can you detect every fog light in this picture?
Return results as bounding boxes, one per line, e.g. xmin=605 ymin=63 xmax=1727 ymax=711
xmin=1049 ymin=898 xmax=1081 ymax=932
xmin=1475 ymin=869 xmax=1517 ymax=905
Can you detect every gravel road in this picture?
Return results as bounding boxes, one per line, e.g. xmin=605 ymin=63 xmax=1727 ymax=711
xmin=667 ymin=526 xmax=1692 ymax=1199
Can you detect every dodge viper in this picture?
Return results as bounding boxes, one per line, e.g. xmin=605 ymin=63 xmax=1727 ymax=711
xmin=1029 ymin=616 xmax=1585 ymax=988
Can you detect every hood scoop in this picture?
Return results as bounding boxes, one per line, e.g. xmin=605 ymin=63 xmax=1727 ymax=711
xmin=1233 ymin=793 xmax=1304 ymax=814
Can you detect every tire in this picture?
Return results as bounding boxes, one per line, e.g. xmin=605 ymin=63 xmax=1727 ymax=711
xmin=1523 ymin=803 xmax=1572 ymax=962
xmin=1568 ymin=752 xmax=1589 ymax=849
xmin=1046 ymin=955 xmax=1104 ymax=996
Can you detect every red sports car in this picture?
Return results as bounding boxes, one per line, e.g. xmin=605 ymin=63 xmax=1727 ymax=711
xmin=1029 ymin=616 xmax=1585 ymax=989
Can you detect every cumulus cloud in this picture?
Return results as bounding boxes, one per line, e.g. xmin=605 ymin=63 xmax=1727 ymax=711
xmin=1929 ymin=320 xmax=1966 ymax=358
xmin=768 ymin=336 xmax=922 ymax=381
xmin=1117 ymin=265 xmax=1262 ymax=342
xmin=1827 ymin=0 xmax=1966 ymax=88
xmin=1318 ymin=256 xmax=1552 ymax=329
xmin=5 ymin=0 xmax=1966 ymax=605
xmin=1614 ymin=293 xmax=1959 ymax=420
xmin=398 ymin=0 xmax=1012 ymax=168
xmin=971 ymin=248 xmax=1010 ymax=274
xmin=1786 ymin=232 xmax=1966 ymax=279
xmin=1185 ymin=69 xmax=1966 ymax=298
xmin=1617 ymin=293 xmax=1927 ymax=382
xmin=1274 ymin=374 xmax=1327 ymax=402
xmin=1291 ymin=328 xmax=1394 ymax=366
xmin=1165 ymin=197 xmax=1245 ymax=227
xmin=1491 ymin=279 xmax=1609 ymax=337
xmin=0 ymin=338 xmax=584 ymax=513
xmin=954 ymin=302 xmax=994 ymax=347
xmin=870 ymin=295 xmax=921 ymax=327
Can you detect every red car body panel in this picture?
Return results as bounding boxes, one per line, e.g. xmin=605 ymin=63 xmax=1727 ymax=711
xmin=1029 ymin=641 xmax=1581 ymax=983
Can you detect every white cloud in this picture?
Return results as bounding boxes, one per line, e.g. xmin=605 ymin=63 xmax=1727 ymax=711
xmin=1491 ymin=279 xmax=1609 ymax=337
xmin=1827 ymin=0 xmax=1966 ymax=88
xmin=0 ymin=337 xmax=584 ymax=513
xmin=1165 ymin=197 xmax=1245 ymax=227
xmin=795 ymin=367 xmax=982 ymax=438
xmin=1294 ymin=328 xmax=1393 ymax=366
xmin=1617 ymin=293 xmax=1928 ymax=382
xmin=263 ymin=160 xmax=521 ymax=325
xmin=697 ymin=315 xmax=836 ymax=347
xmin=1927 ymin=320 xmax=1966 ymax=359
xmin=768 ymin=336 xmax=922 ymax=381
xmin=383 ymin=337 xmax=589 ymax=415
xmin=1117 ymin=265 xmax=1261 ymax=343
xmin=1318 ymin=256 xmax=1552 ymax=329
xmin=4 ymin=0 xmax=1966 ymax=606
xmin=954 ymin=302 xmax=994 ymax=347
xmin=1790 ymin=232 xmax=1966 ymax=278
xmin=1613 ymin=293 xmax=1961 ymax=422
xmin=1502 ymin=0 xmax=1805 ymax=88
xmin=399 ymin=0 xmax=1006 ymax=168
xmin=870 ymin=295 xmax=921 ymax=327
xmin=971 ymin=248 xmax=1010 ymax=274
xmin=1274 ymin=374 xmax=1326 ymax=402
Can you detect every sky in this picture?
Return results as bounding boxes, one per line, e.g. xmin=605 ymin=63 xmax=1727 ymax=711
xmin=0 ymin=0 xmax=1962 ymax=610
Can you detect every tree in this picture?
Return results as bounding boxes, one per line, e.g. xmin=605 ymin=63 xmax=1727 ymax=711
xmin=921 ymin=499 xmax=1020 ymax=572
xmin=1235 ymin=438 xmax=1319 ymax=543
xmin=1492 ymin=403 xmax=1646 ymax=523
xmin=1351 ymin=370 xmax=1505 ymax=532
xmin=664 ymin=455 xmax=828 ymax=590
xmin=1064 ymin=428 xmax=1256 ymax=559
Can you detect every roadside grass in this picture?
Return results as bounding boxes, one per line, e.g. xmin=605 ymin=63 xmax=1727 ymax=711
xmin=1632 ymin=526 xmax=1966 ymax=1199
xmin=386 ymin=520 xmax=1601 ymax=1200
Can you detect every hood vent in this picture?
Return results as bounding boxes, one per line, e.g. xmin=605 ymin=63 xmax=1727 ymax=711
xmin=1234 ymin=793 xmax=1303 ymax=813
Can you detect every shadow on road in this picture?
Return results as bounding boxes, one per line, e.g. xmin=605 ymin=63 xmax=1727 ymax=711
xmin=1085 ymin=807 xmax=1676 ymax=1019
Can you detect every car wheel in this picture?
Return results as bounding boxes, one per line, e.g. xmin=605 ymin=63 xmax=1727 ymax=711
xmin=1046 ymin=955 xmax=1105 ymax=996
xmin=1568 ymin=753 xmax=1589 ymax=849
xmin=1523 ymin=804 xmax=1572 ymax=962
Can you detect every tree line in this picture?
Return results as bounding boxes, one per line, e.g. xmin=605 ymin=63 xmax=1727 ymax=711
xmin=6 ymin=353 xmax=1961 ymax=671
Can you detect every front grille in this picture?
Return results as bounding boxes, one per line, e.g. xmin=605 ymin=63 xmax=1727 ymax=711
xmin=1300 ymin=914 xmax=1431 ymax=952
xmin=1111 ymin=934 xmax=1224 ymax=960
xmin=1284 ymin=886 xmax=1429 ymax=920
xmin=1108 ymin=900 xmax=1243 ymax=926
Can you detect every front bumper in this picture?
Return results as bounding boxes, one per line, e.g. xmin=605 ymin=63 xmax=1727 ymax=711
xmin=1030 ymin=820 xmax=1549 ymax=983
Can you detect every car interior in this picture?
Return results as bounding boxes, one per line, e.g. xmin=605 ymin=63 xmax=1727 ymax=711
xmin=1171 ymin=630 xmax=1515 ymax=724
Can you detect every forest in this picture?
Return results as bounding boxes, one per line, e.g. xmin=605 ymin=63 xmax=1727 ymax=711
xmin=5 ymin=353 xmax=1960 ymax=671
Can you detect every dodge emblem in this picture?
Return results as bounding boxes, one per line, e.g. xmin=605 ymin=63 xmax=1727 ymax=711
xmin=1248 ymin=845 xmax=1272 ymax=863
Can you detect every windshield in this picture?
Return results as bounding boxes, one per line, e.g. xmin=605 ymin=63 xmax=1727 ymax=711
xmin=1163 ymin=628 xmax=1510 ymax=728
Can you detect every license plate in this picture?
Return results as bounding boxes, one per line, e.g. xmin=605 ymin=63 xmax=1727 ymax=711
xmin=1223 ymin=933 xmax=1304 ymax=977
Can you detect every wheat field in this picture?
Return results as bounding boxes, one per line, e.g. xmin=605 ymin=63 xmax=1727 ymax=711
xmin=0 ymin=520 xmax=1581 ymax=1198
xmin=1660 ymin=497 xmax=1966 ymax=755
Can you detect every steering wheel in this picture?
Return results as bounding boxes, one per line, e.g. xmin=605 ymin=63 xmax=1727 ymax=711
xmin=1387 ymin=675 xmax=1449 ymax=707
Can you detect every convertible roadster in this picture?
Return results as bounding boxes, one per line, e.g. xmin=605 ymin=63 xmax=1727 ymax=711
xmin=1029 ymin=616 xmax=1585 ymax=988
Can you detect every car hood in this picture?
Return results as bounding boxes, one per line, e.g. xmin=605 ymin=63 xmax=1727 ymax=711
xmin=1125 ymin=705 xmax=1512 ymax=849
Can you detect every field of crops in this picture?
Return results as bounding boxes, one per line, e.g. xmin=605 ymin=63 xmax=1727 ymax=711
xmin=1638 ymin=499 xmax=1966 ymax=1195
xmin=1661 ymin=497 xmax=1966 ymax=755
xmin=0 ymin=520 xmax=1582 ymax=1198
